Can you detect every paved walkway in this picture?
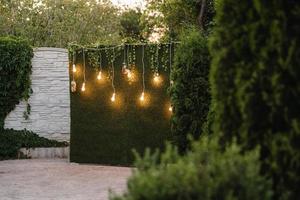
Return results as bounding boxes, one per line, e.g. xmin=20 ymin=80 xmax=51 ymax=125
xmin=0 ymin=159 xmax=131 ymax=200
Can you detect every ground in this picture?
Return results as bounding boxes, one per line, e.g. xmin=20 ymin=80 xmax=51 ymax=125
xmin=0 ymin=159 xmax=131 ymax=200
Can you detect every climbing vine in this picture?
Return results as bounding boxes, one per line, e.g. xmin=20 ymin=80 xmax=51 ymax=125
xmin=0 ymin=37 xmax=33 ymax=129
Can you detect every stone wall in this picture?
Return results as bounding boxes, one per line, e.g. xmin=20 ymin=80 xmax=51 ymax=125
xmin=4 ymin=47 xmax=70 ymax=141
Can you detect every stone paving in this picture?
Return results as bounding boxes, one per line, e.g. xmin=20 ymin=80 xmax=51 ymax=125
xmin=0 ymin=159 xmax=131 ymax=200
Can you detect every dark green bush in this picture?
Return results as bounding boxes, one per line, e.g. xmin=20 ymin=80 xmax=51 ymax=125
xmin=110 ymin=136 xmax=273 ymax=200
xmin=210 ymin=1 xmax=300 ymax=198
xmin=0 ymin=129 xmax=68 ymax=160
xmin=170 ymin=28 xmax=211 ymax=152
xmin=0 ymin=37 xmax=33 ymax=128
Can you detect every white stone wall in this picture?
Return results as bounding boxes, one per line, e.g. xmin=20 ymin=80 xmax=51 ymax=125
xmin=4 ymin=47 xmax=70 ymax=141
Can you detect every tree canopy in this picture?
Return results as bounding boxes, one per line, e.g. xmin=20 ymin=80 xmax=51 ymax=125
xmin=0 ymin=0 xmax=121 ymax=47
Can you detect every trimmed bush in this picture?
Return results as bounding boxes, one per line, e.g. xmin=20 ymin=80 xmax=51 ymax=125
xmin=0 ymin=37 xmax=33 ymax=128
xmin=110 ymin=136 xmax=273 ymax=200
xmin=170 ymin=28 xmax=211 ymax=152
xmin=209 ymin=0 xmax=300 ymax=198
xmin=0 ymin=129 xmax=68 ymax=160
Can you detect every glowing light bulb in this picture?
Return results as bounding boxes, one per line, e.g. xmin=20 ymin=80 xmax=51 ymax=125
xmin=169 ymin=106 xmax=173 ymax=112
xmin=81 ymin=82 xmax=85 ymax=92
xmin=140 ymin=92 xmax=145 ymax=101
xmin=122 ymin=63 xmax=127 ymax=74
xmin=111 ymin=93 xmax=116 ymax=102
xmin=72 ymin=64 xmax=77 ymax=73
xmin=97 ymin=71 xmax=102 ymax=80
xmin=127 ymin=70 xmax=132 ymax=79
xmin=153 ymin=73 xmax=160 ymax=82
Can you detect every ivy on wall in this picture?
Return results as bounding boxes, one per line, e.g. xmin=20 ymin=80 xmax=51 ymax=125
xmin=0 ymin=37 xmax=33 ymax=129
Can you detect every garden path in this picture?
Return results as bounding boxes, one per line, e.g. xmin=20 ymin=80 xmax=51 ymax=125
xmin=0 ymin=159 xmax=131 ymax=200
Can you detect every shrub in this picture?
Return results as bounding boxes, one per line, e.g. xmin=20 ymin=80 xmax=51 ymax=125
xmin=169 ymin=28 xmax=211 ymax=153
xmin=0 ymin=37 xmax=33 ymax=128
xmin=209 ymin=0 xmax=300 ymax=198
xmin=0 ymin=129 xmax=68 ymax=160
xmin=110 ymin=136 xmax=273 ymax=200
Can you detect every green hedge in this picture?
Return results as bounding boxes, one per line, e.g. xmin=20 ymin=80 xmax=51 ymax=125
xmin=110 ymin=136 xmax=273 ymax=200
xmin=0 ymin=129 xmax=68 ymax=160
xmin=70 ymin=45 xmax=174 ymax=165
xmin=0 ymin=37 xmax=33 ymax=128
xmin=210 ymin=0 xmax=300 ymax=198
xmin=169 ymin=28 xmax=211 ymax=153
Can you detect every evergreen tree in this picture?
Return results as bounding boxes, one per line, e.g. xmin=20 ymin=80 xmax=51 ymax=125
xmin=210 ymin=1 xmax=300 ymax=198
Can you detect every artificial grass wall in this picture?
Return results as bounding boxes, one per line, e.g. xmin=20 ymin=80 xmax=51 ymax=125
xmin=70 ymin=45 xmax=173 ymax=165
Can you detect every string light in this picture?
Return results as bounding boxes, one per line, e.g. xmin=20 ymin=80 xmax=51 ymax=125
xmin=72 ymin=51 xmax=77 ymax=73
xmin=97 ymin=71 xmax=102 ymax=80
xmin=72 ymin=42 xmax=179 ymax=107
xmin=111 ymin=92 xmax=116 ymax=102
xmin=81 ymin=82 xmax=86 ymax=91
xmin=140 ymin=92 xmax=145 ymax=101
xmin=122 ymin=45 xmax=128 ymax=74
xmin=153 ymin=72 xmax=160 ymax=83
xmin=82 ymin=48 xmax=86 ymax=92
xmin=96 ymin=49 xmax=103 ymax=81
xmin=140 ymin=45 xmax=146 ymax=102
xmin=71 ymin=81 xmax=76 ymax=92
xmin=111 ymin=47 xmax=116 ymax=102
xmin=169 ymin=43 xmax=174 ymax=111
xmin=71 ymin=51 xmax=77 ymax=92
xmin=127 ymin=69 xmax=132 ymax=79
xmin=72 ymin=64 xmax=77 ymax=73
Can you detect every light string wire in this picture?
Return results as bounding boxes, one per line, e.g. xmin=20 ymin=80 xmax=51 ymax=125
xmin=112 ymin=48 xmax=116 ymax=94
xmin=169 ymin=42 xmax=172 ymax=85
xmin=123 ymin=44 xmax=126 ymax=64
xmin=142 ymin=45 xmax=145 ymax=93
xmin=72 ymin=51 xmax=75 ymax=81
xmin=69 ymin=42 xmax=180 ymax=53
xmin=127 ymin=44 xmax=129 ymax=67
xmin=99 ymin=49 xmax=102 ymax=71
xmin=83 ymin=48 xmax=86 ymax=82
xmin=156 ymin=44 xmax=159 ymax=73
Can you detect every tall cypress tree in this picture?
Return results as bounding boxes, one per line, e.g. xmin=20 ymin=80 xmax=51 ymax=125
xmin=210 ymin=1 xmax=300 ymax=199
xmin=170 ymin=29 xmax=211 ymax=153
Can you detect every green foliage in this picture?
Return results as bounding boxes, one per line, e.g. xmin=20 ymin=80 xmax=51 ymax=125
xmin=0 ymin=37 xmax=33 ymax=129
xmin=170 ymin=29 xmax=210 ymax=152
xmin=143 ymin=0 xmax=215 ymax=40
xmin=0 ymin=0 xmax=121 ymax=47
xmin=210 ymin=0 xmax=300 ymax=198
xmin=110 ymin=136 xmax=273 ymax=200
xmin=0 ymin=129 xmax=68 ymax=160
xmin=120 ymin=9 xmax=145 ymax=41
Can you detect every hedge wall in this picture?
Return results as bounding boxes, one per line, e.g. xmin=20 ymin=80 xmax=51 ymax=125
xmin=70 ymin=45 xmax=174 ymax=165
xmin=0 ymin=37 xmax=33 ymax=128
xmin=0 ymin=129 xmax=68 ymax=160
xmin=210 ymin=1 xmax=300 ymax=198
xmin=169 ymin=29 xmax=211 ymax=153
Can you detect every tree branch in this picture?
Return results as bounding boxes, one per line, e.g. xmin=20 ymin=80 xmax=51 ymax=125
xmin=198 ymin=0 xmax=206 ymax=30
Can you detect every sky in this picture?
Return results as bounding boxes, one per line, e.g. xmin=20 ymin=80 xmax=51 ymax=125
xmin=110 ymin=0 xmax=146 ymax=8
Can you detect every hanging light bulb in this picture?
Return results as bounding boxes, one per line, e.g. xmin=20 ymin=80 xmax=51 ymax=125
xmin=72 ymin=64 xmax=77 ymax=73
xmin=111 ymin=92 xmax=116 ymax=102
xmin=169 ymin=106 xmax=173 ymax=112
xmin=71 ymin=81 xmax=76 ymax=92
xmin=122 ymin=63 xmax=128 ymax=74
xmin=127 ymin=69 xmax=132 ymax=79
xmin=140 ymin=92 xmax=145 ymax=101
xmin=81 ymin=82 xmax=86 ymax=92
xmin=97 ymin=71 xmax=102 ymax=80
xmin=153 ymin=72 xmax=160 ymax=83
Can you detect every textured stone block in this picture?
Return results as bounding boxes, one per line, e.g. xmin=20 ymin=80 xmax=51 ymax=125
xmin=4 ymin=47 xmax=70 ymax=141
